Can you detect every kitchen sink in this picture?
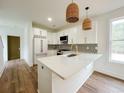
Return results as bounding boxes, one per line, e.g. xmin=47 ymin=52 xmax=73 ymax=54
xmin=67 ymin=54 xmax=77 ymax=57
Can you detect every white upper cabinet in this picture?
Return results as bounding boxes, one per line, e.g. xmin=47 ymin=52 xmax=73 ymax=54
xmin=33 ymin=28 xmax=41 ymax=35
xmin=33 ymin=28 xmax=47 ymax=37
xmin=57 ymin=21 xmax=97 ymax=44
xmin=47 ymin=31 xmax=58 ymax=44
xmin=57 ymin=28 xmax=75 ymax=44
xmin=47 ymin=20 xmax=97 ymax=45
xmin=47 ymin=31 xmax=52 ymax=44
xmin=42 ymin=30 xmax=47 ymax=37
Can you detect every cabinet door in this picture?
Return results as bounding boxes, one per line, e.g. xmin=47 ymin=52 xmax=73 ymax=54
xmin=34 ymin=38 xmax=42 ymax=54
xmin=34 ymin=38 xmax=48 ymax=54
xmin=42 ymin=39 xmax=48 ymax=53
xmin=53 ymin=33 xmax=58 ymax=44
xmin=48 ymin=32 xmax=57 ymax=44
xmin=33 ymin=28 xmax=47 ymax=37
xmin=56 ymin=32 xmax=61 ymax=44
xmin=38 ymin=63 xmax=52 ymax=93
xmin=33 ymin=28 xmax=40 ymax=35
xmin=41 ymin=30 xmax=47 ymax=37
xmin=47 ymin=32 xmax=52 ymax=44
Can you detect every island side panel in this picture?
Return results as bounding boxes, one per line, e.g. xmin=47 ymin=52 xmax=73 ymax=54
xmin=38 ymin=62 xmax=52 ymax=93
xmin=52 ymin=63 xmax=94 ymax=93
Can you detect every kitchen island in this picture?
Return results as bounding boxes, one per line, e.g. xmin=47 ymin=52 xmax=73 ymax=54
xmin=37 ymin=53 xmax=102 ymax=93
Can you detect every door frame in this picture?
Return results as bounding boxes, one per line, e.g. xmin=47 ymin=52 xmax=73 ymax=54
xmin=7 ymin=35 xmax=21 ymax=60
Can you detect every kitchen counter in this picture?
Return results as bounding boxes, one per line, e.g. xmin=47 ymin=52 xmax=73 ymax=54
xmin=37 ymin=53 xmax=102 ymax=93
xmin=37 ymin=53 xmax=101 ymax=80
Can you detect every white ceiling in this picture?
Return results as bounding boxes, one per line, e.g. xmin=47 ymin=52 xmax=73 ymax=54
xmin=1 ymin=0 xmax=124 ymax=30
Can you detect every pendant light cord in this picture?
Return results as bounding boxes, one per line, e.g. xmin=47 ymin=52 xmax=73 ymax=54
xmin=86 ymin=10 xmax=88 ymax=18
xmin=72 ymin=0 xmax=73 ymax=3
xmin=85 ymin=7 xmax=89 ymax=18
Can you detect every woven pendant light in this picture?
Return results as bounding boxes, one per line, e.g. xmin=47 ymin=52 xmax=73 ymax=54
xmin=83 ymin=7 xmax=92 ymax=30
xmin=66 ymin=0 xmax=79 ymax=23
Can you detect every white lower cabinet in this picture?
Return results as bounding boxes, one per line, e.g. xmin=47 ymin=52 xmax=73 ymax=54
xmin=38 ymin=63 xmax=52 ymax=93
xmin=38 ymin=62 xmax=94 ymax=93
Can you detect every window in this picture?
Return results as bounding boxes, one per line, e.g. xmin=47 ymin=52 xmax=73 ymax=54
xmin=110 ymin=18 xmax=124 ymax=63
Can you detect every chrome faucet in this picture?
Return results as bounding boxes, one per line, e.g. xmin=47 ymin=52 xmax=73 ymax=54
xmin=71 ymin=44 xmax=79 ymax=54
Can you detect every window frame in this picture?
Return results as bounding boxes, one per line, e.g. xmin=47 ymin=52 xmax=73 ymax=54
xmin=109 ymin=17 xmax=124 ymax=64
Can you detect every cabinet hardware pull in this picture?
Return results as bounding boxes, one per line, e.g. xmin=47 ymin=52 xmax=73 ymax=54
xmin=41 ymin=66 xmax=44 ymax=69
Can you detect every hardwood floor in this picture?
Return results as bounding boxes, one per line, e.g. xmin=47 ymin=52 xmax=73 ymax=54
xmin=77 ymin=72 xmax=124 ymax=93
xmin=0 ymin=60 xmax=124 ymax=93
xmin=0 ymin=59 xmax=37 ymax=93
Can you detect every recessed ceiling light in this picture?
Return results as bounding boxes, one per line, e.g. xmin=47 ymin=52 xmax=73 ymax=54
xmin=48 ymin=17 xmax=52 ymax=22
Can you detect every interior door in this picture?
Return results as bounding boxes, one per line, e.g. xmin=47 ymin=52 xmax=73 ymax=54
xmin=8 ymin=36 xmax=20 ymax=60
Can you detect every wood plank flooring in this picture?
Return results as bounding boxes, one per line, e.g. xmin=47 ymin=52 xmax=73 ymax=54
xmin=77 ymin=72 xmax=124 ymax=93
xmin=0 ymin=60 xmax=37 ymax=93
xmin=0 ymin=59 xmax=124 ymax=93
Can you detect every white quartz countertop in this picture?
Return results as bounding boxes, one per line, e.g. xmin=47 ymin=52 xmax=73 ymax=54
xmin=37 ymin=53 xmax=102 ymax=80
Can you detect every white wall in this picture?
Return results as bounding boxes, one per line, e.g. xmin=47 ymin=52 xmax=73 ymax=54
xmin=0 ymin=17 xmax=33 ymax=68
xmin=23 ymin=22 xmax=33 ymax=66
xmin=0 ymin=25 xmax=29 ymax=77
xmin=0 ymin=25 xmax=25 ymax=62
xmin=94 ymin=7 xmax=124 ymax=80
xmin=0 ymin=36 xmax=4 ymax=77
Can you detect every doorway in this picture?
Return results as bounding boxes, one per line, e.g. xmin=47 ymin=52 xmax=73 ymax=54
xmin=8 ymin=36 xmax=20 ymax=60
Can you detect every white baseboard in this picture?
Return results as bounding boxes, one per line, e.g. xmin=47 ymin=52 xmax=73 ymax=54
xmin=37 ymin=89 xmax=40 ymax=93
xmin=0 ymin=63 xmax=6 ymax=78
xmin=95 ymin=69 xmax=124 ymax=80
